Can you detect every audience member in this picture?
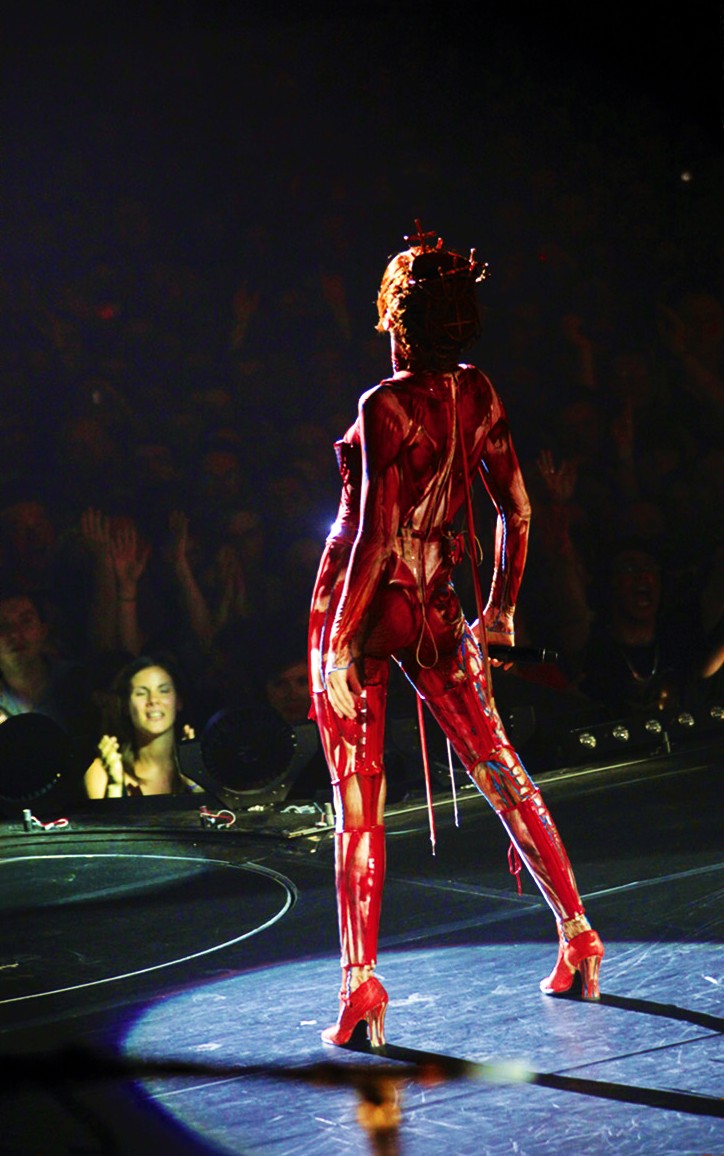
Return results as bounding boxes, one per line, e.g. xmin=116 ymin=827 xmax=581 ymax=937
xmin=0 ymin=493 xmax=84 ymax=652
xmin=84 ymin=652 xmax=200 ymax=798
xmin=198 ymin=505 xmax=285 ymax=625
xmin=521 ymin=449 xmax=594 ymax=671
xmin=0 ymin=31 xmax=718 ymax=783
xmin=262 ymin=631 xmax=312 ymax=728
xmin=0 ymin=589 xmax=93 ymax=740
xmin=579 ymin=540 xmax=710 ymax=719
xmin=80 ymin=506 xmax=208 ymax=666
xmin=656 ymin=282 xmax=724 ymax=448
xmin=0 ymin=496 xmax=58 ymax=595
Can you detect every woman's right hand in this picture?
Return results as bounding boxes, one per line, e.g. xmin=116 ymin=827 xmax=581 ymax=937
xmin=98 ymin=734 xmax=124 ymax=795
xmin=325 ymin=656 xmax=363 ymax=720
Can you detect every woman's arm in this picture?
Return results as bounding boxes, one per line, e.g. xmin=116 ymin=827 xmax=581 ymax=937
xmin=168 ymin=511 xmax=216 ymax=648
xmin=84 ymin=735 xmax=128 ymax=798
xmin=80 ymin=507 xmax=118 ymax=652
xmin=111 ymin=519 xmax=150 ymax=657
xmin=325 ymin=387 xmax=407 ymax=718
xmin=478 ymin=390 xmax=531 ymax=645
xmin=84 ymin=757 xmax=109 ymax=799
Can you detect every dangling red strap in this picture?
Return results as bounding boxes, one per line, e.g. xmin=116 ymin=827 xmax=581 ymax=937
xmin=416 ymin=693 xmax=437 ymax=855
xmin=507 ymin=840 xmax=523 ymax=895
xmin=455 ymin=384 xmax=494 ymax=702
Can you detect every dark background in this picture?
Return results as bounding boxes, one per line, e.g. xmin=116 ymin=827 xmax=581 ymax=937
xmin=1 ymin=3 xmax=718 ymax=275
xmin=0 ymin=2 xmax=720 ymax=681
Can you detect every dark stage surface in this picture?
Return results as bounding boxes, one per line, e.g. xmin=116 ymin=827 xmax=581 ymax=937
xmin=1 ymin=737 xmax=722 ymax=1155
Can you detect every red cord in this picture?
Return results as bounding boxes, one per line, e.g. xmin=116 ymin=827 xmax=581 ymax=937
xmin=416 ymin=694 xmax=437 ymax=855
xmin=507 ymin=841 xmax=523 ymax=895
xmin=199 ymin=806 xmax=236 ymax=829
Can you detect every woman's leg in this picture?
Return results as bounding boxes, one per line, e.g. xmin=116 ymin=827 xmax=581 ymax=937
xmin=331 ymin=770 xmax=387 ymax=991
xmin=312 ymin=663 xmax=391 ymax=1042
xmin=403 ymin=623 xmax=603 ymax=997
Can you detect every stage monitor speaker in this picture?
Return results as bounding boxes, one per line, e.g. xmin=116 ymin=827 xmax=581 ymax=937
xmin=0 ymin=713 xmax=83 ymax=818
xmin=178 ymin=705 xmax=319 ymax=808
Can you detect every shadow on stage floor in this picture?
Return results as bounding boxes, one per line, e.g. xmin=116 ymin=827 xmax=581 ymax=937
xmin=0 ymin=738 xmax=722 ymax=1155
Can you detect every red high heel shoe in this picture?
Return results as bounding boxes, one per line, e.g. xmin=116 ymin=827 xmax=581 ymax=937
xmin=540 ymin=927 xmax=604 ymax=1000
xmin=321 ymin=976 xmax=389 ymax=1047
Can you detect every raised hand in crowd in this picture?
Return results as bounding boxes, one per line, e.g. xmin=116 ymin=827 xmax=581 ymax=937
xmin=110 ymin=518 xmax=151 ymax=597
xmin=536 ymin=448 xmax=578 ymax=507
xmin=168 ymin=510 xmax=215 ymax=650
xmin=110 ymin=517 xmax=151 ymax=656
xmin=79 ymin=507 xmax=117 ymax=651
xmin=657 ymin=292 xmax=724 ymax=420
xmin=214 ymin=542 xmax=249 ymax=630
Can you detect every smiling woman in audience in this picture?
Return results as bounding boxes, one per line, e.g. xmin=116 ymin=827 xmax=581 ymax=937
xmin=84 ymin=652 xmax=199 ymax=797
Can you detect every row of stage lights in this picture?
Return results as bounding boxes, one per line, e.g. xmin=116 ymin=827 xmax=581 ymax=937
xmin=572 ymin=704 xmax=723 ymax=758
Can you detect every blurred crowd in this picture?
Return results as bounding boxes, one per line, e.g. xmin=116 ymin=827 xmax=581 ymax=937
xmin=0 ymin=20 xmax=721 ymax=799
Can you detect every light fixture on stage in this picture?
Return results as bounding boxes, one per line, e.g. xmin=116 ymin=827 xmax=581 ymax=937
xmin=564 ymin=715 xmax=667 ymax=763
xmin=178 ymin=704 xmax=319 ymax=808
xmin=564 ymin=702 xmax=723 ymax=766
xmin=668 ymin=703 xmax=724 ymax=741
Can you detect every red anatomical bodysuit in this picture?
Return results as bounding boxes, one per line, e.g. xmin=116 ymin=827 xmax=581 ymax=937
xmin=308 ymin=229 xmax=603 ymax=1047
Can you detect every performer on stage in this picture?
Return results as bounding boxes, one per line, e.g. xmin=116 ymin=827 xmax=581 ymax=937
xmin=308 ymin=224 xmax=604 ymax=1047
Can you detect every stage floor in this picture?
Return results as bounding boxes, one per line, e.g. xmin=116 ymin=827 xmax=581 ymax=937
xmin=0 ymin=740 xmax=722 ymax=1155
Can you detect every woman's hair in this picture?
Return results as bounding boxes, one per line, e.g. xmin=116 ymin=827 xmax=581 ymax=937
xmin=107 ymin=651 xmax=186 ymax=777
xmin=376 ymin=227 xmax=486 ymax=369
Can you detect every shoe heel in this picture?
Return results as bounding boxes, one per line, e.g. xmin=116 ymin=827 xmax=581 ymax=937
xmin=579 ymin=954 xmax=602 ymax=1001
xmin=321 ymin=976 xmax=389 ymax=1047
xmin=540 ymin=928 xmax=604 ymax=998
xmin=366 ymin=998 xmax=388 ymax=1047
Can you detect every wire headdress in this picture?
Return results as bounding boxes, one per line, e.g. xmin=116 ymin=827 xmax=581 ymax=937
xmin=377 ymin=221 xmax=489 ymax=368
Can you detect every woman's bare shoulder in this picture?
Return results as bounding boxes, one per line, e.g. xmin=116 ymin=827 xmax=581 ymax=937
xmin=458 ymin=363 xmax=495 ymax=395
xmin=358 ymin=381 xmax=412 ymax=469
xmin=360 ymin=380 xmax=412 ymax=431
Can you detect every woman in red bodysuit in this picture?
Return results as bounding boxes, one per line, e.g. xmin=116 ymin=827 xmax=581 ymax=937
xmin=309 ymin=225 xmax=604 ymax=1047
